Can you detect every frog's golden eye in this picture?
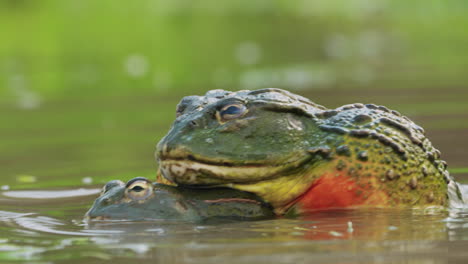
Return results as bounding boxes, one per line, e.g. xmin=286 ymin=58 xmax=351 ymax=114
xmin=216 ymin=104 xmax=247 ymax=123
xmin=125 ymin=179 xmax=153 ymax=201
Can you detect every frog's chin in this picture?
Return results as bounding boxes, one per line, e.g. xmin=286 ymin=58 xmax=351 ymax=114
xmin=158 ymin=155 xmax=313 ymax=185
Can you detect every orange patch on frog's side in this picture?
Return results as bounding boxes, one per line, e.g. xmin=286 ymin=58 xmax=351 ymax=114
xmin=290 ymin=172 xmax=389 ymax=213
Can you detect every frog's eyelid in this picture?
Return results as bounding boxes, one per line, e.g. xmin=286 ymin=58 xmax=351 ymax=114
xmin=127 ymin=181 xmax=149 ymax=191
xmin=125 ymin=177 xmax=151 ymax=188
xmin=214 ymin=98 xmax=246 ymax=110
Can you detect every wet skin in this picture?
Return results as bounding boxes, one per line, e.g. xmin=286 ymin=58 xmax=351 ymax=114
xmin=85 ymin=177 xmax=274 ymax=222
xmin=156 ymin=88 xmax=465 ymax=215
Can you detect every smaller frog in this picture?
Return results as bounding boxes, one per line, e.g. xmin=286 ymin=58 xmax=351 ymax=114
xmin=85 ymin=177 xmax=274 ymax=222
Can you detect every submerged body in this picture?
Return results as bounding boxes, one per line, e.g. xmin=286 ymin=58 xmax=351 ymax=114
xmin=85 ymin=177 xmax=274 ymax=222
xmin=156 ymin=88 xmax=465 ymax=215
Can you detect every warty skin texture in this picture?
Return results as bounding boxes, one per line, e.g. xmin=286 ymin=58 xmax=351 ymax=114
xmin=155 ymin=88 xmax=464 ymax=215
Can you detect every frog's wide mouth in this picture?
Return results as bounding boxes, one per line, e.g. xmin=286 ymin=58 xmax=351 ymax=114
xmin=158 ymin=153 xmax=313 ymax=185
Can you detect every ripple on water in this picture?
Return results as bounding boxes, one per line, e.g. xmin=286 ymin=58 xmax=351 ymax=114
xmin=2 ymin=188 xmax=468 ymax=262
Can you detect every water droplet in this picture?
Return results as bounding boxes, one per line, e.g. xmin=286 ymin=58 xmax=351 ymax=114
xmin=235 ymin=41 xmax=261 ymax=65
xmin=124 ymin=54 xmax=149 ymax=78
xmin=329 ymin=231 xmax=343 ymax=237
xmin=324 ymin=34 xmax=350 ymax=59
xmin=16 ymin=175 xmax=37 ymax=183
xmin=82 ymin=177 xmax=93 ymax=184
xmin=347 ymin=221 xmax=354 ymax=233
xmin=8 ymin=75 xmax=42 ymax=110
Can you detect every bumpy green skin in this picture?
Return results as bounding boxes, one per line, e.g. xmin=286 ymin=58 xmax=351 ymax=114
xmin=155 ymin=88 xmax=464 ymax=212
xmin=85 ymin=178 xmax=274 ymax=222
xmin=313 ymin=104 xmax=452 ymax=207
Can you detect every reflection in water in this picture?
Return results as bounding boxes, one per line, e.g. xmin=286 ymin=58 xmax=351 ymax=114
xmin=2 ymin=188 xmax=100 ymax=199
xmin=2 ymin=188 xmax=468 ymax=263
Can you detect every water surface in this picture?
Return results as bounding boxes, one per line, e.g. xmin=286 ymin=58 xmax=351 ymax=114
xmin=1 ymin=87 xmax=468 ymax=263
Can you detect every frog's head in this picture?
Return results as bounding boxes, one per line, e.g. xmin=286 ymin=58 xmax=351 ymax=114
xmin=156 ymin=88 xmax=330 ymax=210
xmin=85 ymin=177 xmax=193 ymax=221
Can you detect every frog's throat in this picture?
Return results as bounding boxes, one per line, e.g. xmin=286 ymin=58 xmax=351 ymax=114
xmin=158 ymin=156 xmax=323 ymax=213
xmin=158 ymin=153 xmax=316 ymax=186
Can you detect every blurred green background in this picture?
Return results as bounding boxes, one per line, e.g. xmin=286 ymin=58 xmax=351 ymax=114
xmin=1 ymin=0 xmax=468 ymax=189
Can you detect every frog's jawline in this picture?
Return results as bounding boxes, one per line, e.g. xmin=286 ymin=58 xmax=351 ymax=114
xmin=159 ymin=157 xmax=313 ymax=185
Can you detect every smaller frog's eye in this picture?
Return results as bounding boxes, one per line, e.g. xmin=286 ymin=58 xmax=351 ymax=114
xmin=216 ymin=104 xmax=247 ymax=123
xmin=125 ymin=179 xmax=153 ymax=201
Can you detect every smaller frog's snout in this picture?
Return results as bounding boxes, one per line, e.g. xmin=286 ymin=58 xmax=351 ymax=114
xmin=85 ymin=180 xmax=126 ymax=220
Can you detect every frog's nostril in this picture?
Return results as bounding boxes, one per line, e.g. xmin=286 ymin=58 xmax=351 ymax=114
xmin=189 ymin=120 xmax=198 ymax=127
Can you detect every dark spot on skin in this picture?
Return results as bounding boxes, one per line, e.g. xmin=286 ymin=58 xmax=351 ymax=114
xmin=336 ymin=145 xmax=351 ymax=156
xmin=336 ymin=160 xmax=346 ymax=171
xmin=427 ymin=152 xmax=435 ymax=162
xmin=440 ymin=160 xmax=448 ymax=170
xmin=383 ymin=156 xmax=391 ymax=164
xmin=421 ymin=166 xmax=428 ymax=177
xmin=357 ymin=151 xmax=368 ymax=161
xmin=190 ymin=120 xmax=199 ymax=128
xmin=350 ymin=129 xmax=371 ymax=138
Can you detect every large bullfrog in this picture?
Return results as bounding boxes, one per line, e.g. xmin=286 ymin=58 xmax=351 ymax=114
xmin=156 ymin=88 xmax=465 ymax=215
xmin=85 ymin=177 xmax=274 ymax=222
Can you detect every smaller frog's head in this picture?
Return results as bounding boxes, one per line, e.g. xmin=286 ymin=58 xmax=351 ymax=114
xmin=156 ymin=88 xmax=327 ymax=187
xmin=85 ymin=177 xmax=275 ymax=222
xmin=85 ymin=177 xmax=191 ymax=221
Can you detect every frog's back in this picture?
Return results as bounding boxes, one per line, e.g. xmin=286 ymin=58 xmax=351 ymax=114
xmin=291 ymin=102 xmax=461 ymax=212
